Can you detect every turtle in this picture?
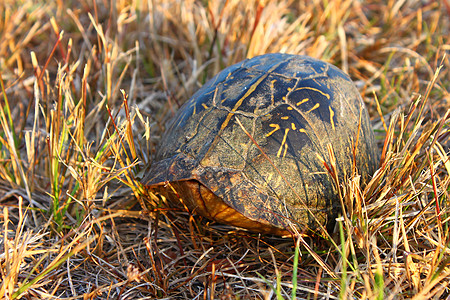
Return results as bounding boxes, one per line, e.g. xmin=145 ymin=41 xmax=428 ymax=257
xmin=143 ymin=53 xmax=378 ymax=235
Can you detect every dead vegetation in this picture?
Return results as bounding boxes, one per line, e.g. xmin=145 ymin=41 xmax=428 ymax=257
xmin=0 ymin=0 xmax=449 ymax=299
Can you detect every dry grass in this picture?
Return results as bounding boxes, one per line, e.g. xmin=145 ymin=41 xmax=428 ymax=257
xmin=0 ymin=0 xmax=449 ymax=299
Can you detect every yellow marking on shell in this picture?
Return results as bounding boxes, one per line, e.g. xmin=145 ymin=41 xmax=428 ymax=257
xmin=287 ymin=106 xmax=293 ymax=110
xmin=219 ymin=71 xmax=271 ymax=132
xmin=296 ymin=98 xmax=309 ymax=106
xmin=329 ymin=107 xmax=336 ymax=130
xmin=281 ymin=116 xmax=289 ymax=120
xmin=291 ymin=123 xmax=297 ymax=130
xmin=266 ymin=124 xmax=280 ymax=137
xmin=298 ymin=128 xmax=309 ymax=142
xmin=211 ymin=82 xmax=220 ymax=106
xmin=306 ymin=103 xmax=320 ymax=114
xmin=202 ymin=103 xmax=208 ymax=109
xmin=270 ymin=79 xmax=277 ymax=103
xmin=277 ymin=128 xmax=289 ymax=157
xmin=295 ymin=87 xmax=330 ymax=99
xmin=204 ymin=61 xmax=286 ymax=160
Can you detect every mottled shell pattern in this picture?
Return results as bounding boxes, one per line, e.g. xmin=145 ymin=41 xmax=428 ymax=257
xmin=144 ymin=53 xmax=378 ymax=235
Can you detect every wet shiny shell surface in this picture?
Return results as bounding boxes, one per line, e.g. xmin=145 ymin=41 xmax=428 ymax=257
xmin=144 ymin=53 xmax=378 ymax=234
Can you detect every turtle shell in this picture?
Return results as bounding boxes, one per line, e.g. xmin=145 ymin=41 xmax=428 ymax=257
xmin=143 ymin=53 xmax=378 ymax=235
